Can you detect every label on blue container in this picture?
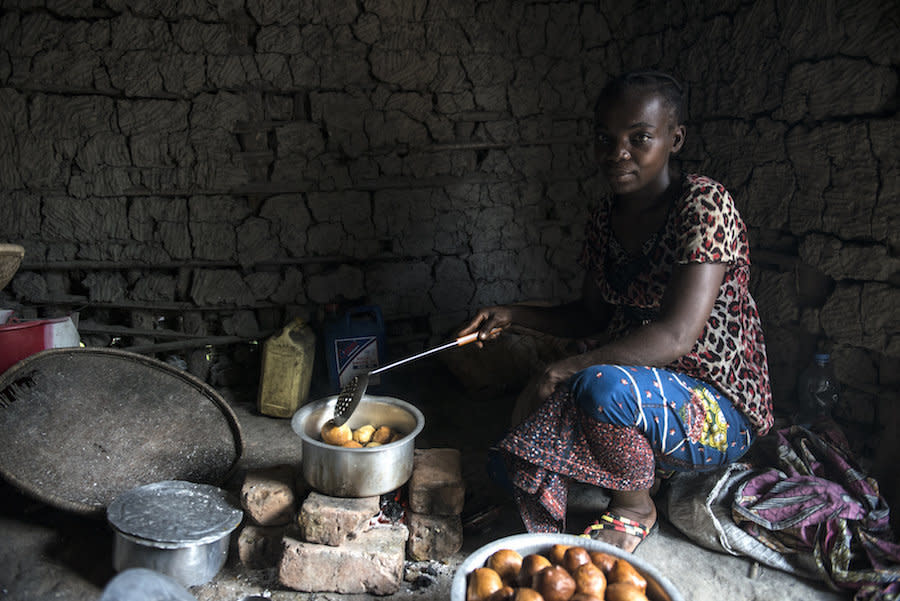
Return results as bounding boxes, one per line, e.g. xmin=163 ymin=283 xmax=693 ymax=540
xmin=334 ymin=335 xmax=381 ymax=388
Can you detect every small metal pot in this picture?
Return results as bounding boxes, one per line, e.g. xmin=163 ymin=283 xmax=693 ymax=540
xmin=107 ymin=481 xmax=243 ymax=588
xmin=291 ymin=394 xmax=424 ymax=497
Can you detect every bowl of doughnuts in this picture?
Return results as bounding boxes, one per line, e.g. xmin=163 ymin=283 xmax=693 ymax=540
xmin=452 ymin=532 xmax=684 ymax=601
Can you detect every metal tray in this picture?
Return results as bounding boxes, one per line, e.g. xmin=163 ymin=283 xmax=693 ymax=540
xmin=0 ymin=348 xmax=243 ymax=516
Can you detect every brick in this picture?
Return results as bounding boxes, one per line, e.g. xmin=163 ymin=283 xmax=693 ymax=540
xmin=752 ymin=270 xmax=799 ymax=325
xmin=236 ymin=216 xmax=279 ymax=266
xmin=130 ymin=274 xmax=176 ymax=302
xmin=781 ymin=59 xmax=895 ymax=121
xmin=370 ymin=49 xmax=439 ymax=89
xmin=189 ymin=269 xmax=254 ymax=306
xmin=298 ymin=492 xmax=380 ymax=546
xmin=405 ymin=511 xmax=463 ymax=561
xmin=237 ymin=524 xmax=286 ymax=569
xmin=82 ymin=272 xmax=127 ymax=303
xmin=128 ymin=198 xmax=192 ymax=260
xmin=459 ymin=53 xmax=513 ymax=88
xmin=256 ymin=25 xmax=304 ymax=54
xmin=118 ymin=99 xmax=190 ymax=137
xmin=801 ymin=233 xmax=900 ymax=284
xmin=306 ymin=264 xmax=365 ymax=305
xmin=861 ymin=283 xmax=900 ymax=348
xmin=11 ymin=272 xmax=48 ymax=302
xmin=259 ymin=195 xmax=312 ymax=256
xmin=279 ymin=525 xmax=408 ymax=594
xmin=820 ymin=284 xmax=868 ymax=348
xmin=43 ymin=196 xmax=129 ymax=243
xmin=0 ymin=190 xmax=40 ymax=239
xmin=274 ymin=122 xmax=326 ymax=158
xmin=364 ymin=262 xmax=433 ymax=317
xmin=241 ymin=465 xmax=298 ymax=526
xmin=408 ymin=448 xmax=465 ymax=516
xmin=108 ymin=50 xmax=165 ymax=96
xmin=432 ymin=258 xmax=476 ymax=312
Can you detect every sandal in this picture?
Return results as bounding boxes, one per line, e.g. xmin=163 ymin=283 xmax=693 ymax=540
xmin=580 ymin=511 xmax=657 ymax=551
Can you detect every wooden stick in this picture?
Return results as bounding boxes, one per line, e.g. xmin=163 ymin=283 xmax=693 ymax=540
xmin=124 ymin=336 xmax=252 ymax=354
xmin=79 ymin=323 xmax=275 ymax=341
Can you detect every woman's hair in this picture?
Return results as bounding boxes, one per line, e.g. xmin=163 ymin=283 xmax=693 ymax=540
xmin=595 ymin=70 xmax=687 ymax=125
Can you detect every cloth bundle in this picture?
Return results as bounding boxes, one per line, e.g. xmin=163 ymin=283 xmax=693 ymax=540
xmin=664 ymin=421 xmax=900 ymax=600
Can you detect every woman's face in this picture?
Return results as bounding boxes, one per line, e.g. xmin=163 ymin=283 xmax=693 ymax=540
xmin=594 ymin=88 xmax=685 ymax=198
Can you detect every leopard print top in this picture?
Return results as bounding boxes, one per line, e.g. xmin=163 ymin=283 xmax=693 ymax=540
xmin=579 ymin=173 xmax=774 ymax=435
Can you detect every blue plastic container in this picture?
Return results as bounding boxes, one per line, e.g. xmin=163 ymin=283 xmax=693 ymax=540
xmin=323 ymin=305 xmax=387 ymax=393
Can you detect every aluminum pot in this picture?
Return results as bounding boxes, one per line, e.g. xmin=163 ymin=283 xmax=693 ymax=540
xmin=291 ymin=394 xmax=424 ymax=497
xmin=107 ymin=481 xmax=243 ymax=588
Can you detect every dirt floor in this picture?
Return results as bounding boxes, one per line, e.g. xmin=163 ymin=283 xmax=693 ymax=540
xmin=0 ymin=355 xmax=851 ymax=601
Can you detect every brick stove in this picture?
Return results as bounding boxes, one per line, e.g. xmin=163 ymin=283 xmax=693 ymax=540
xmin=237 ymin=448 xmax=465 ymax=595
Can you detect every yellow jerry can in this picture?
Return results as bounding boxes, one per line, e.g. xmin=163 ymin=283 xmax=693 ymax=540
xmin=257 ymin=318 xmax=316 ymax=418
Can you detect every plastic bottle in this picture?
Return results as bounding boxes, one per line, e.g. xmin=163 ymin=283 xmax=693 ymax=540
xmin=257 ymin=318 xmax=316 ymax=418
xmin=323 ymin=305 xmax=387 ymax=393
xmin=795 ymin=353 xmax=840 ymax=425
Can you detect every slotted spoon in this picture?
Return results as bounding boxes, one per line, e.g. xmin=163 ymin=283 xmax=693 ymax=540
xmin=332 ymin=330 xmax=496 ymax=426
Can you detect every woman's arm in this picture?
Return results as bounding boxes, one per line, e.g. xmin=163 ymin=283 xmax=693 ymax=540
xmin=457 ymin=274 xmax=614 ymax=345
xmin=532 ymin=261 xmax=727 ymax=399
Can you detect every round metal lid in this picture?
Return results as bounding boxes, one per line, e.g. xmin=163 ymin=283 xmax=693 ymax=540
xmin=107 ymin=480 xmax=243 ymax=545
xmin=0 ymin=348 xmax=243 ymax=516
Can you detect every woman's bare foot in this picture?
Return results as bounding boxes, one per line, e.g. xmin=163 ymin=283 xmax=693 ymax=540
xmin=586 ymin=489 xmax=657 ymax=553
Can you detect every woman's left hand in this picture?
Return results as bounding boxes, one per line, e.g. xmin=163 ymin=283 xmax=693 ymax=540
xmin=535 ymin=357 xmax=585 ymax=400
xmin=510 ymin=356 xmax=586 ymax=426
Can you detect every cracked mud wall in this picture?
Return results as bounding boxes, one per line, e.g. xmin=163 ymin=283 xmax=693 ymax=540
xmin=0 ymin=1 xmax=898 ymax=478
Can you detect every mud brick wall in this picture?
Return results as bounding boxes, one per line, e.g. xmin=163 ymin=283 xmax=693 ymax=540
xmin=0 ymin=2 xmax=897 ymax=473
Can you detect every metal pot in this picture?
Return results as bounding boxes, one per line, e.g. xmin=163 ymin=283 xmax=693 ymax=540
xmin=291 ymin=394 xmax=424 ymax=497
xmin=107 ymin=481 xmax=243 ymax=588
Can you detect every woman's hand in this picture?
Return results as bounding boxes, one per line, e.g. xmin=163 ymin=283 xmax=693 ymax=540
xmin=457 ymin=306 xmax=513 ymax=348
xmin=510 ymin=356 xmax=585 ymax=426
xmin=536 ymin=356 xmax=584 ymax=400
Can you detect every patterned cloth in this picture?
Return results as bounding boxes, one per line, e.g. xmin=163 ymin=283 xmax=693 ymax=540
xmin=733 ymin=422 xmax=900 ymax=600
xmin=498 ymin=365 xmax=754 ymax=533
xmin=571 ymin=365 xmax=753 ymax=470
xmin=579 ymin=173 xmax=773 ymax=435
